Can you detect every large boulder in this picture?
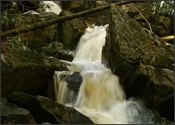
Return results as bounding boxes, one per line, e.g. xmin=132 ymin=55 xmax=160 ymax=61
xmin=58 ymin=10 xmax=87 ymax=50
xmin=122 ymin=2 xmax=174 ymax=37
xmin=1 ymin=98 xmax=36 ymax=124
xmin=65 ymin=72 xmax=83 ymax=95
xmin=102 ymin=3 xmax=174 ymax=121
xmin=1 ymin=44 xmax=66 ymax=97
xmin=41 ymin=42 xmax=74 ymax=61
xmin=7 ymin=92 xmax=94 ymax=124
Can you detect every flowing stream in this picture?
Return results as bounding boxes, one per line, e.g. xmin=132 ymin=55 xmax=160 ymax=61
xmin=53 ymin=24 xmax=154 ymax=124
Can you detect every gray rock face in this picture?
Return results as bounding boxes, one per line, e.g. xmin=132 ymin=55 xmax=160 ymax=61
xmin=1 ymin=98 xmax=36 ymax=124
xmin=102 ymin=3 xmax=174 ymax=121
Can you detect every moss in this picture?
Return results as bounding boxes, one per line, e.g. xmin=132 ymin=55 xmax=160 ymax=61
xmin=154 ymin=54 xmax=170 ymax=67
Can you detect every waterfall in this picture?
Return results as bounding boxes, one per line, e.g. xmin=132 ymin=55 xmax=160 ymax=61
xmin=23 ymin=1 xmax=62 ymax=15
xmin=41 ymin=1 xmax=62 ymax=15
xmin=73 ymin=25 xmax=108 ymax=62
xmin=53 ymin=24 xmax=154 ymax=124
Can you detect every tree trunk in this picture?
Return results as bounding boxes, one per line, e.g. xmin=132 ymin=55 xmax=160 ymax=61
xmin=1 ymin=1 xmax=132 ymax=39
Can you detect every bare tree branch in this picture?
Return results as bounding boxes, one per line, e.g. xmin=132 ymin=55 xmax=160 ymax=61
xmin=1 ymin=1 xmax=132 ymax=39
xmin=128 ymin=4 xmax=153 ymax=34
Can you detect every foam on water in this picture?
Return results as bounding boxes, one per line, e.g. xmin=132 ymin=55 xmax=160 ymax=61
xmin=75 ymin=69 xmax=125 ymax=110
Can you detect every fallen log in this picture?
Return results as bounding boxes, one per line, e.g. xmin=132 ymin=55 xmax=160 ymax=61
xmin=1 ymin=1 xmax=132 ymax=39
xmin=7 ymin=92 xmax=93 ymax=124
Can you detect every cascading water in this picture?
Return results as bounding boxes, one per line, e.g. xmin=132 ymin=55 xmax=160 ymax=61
xmin=41 ymin=1 xmax=62 ymax=15
xmin=53 ymin=24 xmax=155 ymax=124
xmin=23 ymin=1 xmax=62 ymax=15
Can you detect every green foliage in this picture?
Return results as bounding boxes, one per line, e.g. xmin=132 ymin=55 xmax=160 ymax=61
xmin=1 ymin=11 xmax=22 ymax=32
xmin=1 ymin=11 xmax=10 ymax=24
xmin=7 ymin=36 xmax=28 ymax=51
xmin=1 ymin=11 xmax=12 ymax=31
xmin=152 ymin=1 xmax=174 ymax=16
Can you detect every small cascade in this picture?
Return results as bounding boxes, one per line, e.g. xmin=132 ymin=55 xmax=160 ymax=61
xmin=53 ymin=24 xmax=154 ymax=124
xmin=54 ymin=71 xmax=77 ymax=105
xmin=60 ymin=60 xmax=107 ymax=72
xmin=75 ymin=69 xmax=125 ymax=111
xmin=24 ymin=1 xmax=62 ymax=15
xmin=41 ymin=1 xmax=62 ymax=15
xmin=73 ymin=25 xmax=108 ymax=62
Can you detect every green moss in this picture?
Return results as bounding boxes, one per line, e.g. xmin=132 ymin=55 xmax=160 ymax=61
xmin=155 ymin=54 xmax=169 ymax=66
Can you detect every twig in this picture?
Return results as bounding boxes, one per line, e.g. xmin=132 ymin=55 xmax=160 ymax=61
xmin=129 ymin=5 xmax=154 ymax=34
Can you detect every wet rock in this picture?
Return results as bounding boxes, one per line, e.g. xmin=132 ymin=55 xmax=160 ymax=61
xmin=65 ymin=72 xmax=83 ymax=94
xmin=7 ymin=92 xmax=94 ymax=124
xmin=1 ymin=98 xmax=36 ymax=124
xmin=126 ymin=64 xmax=174 ymax=118
xmin=102 ymin=3 xmax=174 ymax=121
xmin=58 ymin=10 xmax=87 ymax=50
xmin=156 ymin=96 xmax=174 ymax=121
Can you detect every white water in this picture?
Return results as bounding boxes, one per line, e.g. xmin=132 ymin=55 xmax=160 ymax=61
xmin=41 ymin=1 xmax=62 ymax=15
xmin=54 ymin=24 xmax=154 ymax=124
xmin=24 ymin=1 xmax=62 ymax=15
xmin=73 ymin=24 xmax=108 ymax=62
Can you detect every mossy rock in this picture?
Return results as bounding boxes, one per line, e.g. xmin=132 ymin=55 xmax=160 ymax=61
xmin=1 ymin=46 xmax=66 ymax=97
